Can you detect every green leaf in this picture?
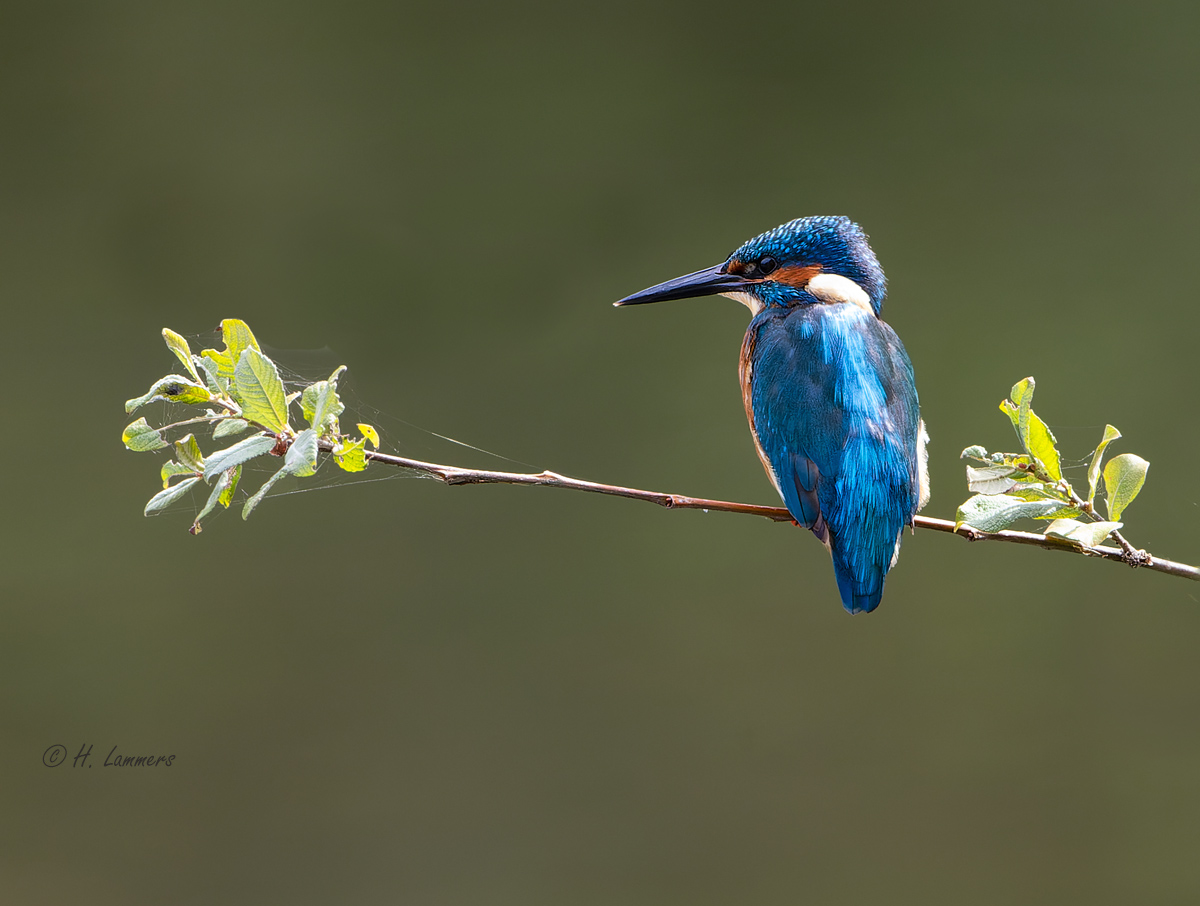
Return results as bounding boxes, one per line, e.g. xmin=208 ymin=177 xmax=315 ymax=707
xmin=956 ymin=494 xmax=1064 ymax=532
xmin=1005 ymin=487 xmax=1075 ymax=519
xmin=194 ymin=353 xmax=229 ymax=395
xmin=173 ymin=434 xmax=205 ymax=471
xmin=333 ymin=437 xmax=368 ymax=472
xmin=999 ymin=398 xmax=1020 ymax=433
xmin=212 ymin=417 xmax=251 ymax=439
xmin=1043 ymin=518 xmax=1123 ymax=548
xmin=242 ymin=465 xmax=288 ymax=519
xmin=122 ymin=417 xmax=168 ymax=451
xmin=1011 ymin=377 xmax=1034 ymax=447
xmin=1087 ymin=424 xmax=1122 ymax=505
xmin=992 ymin=452 xmax=1032 ymax=469
xmin=200 ymin=349 xmax=235 ymax=390
xmin=301 ymin=367 xmax=346 ymax=433
xmin=191 ymin=464 xmax=243 ymax=532
xmin=203 ymin=433 xmax=275 ymax=480
xmin=162 ymin=329 xmax=201 ymax=384
xmin=160 ymin=460 xmax=197 ymax=486
xmin=1025 ymin=411 xmax=1061 ymax=481
xmin=1103 ymin=453 xmax=1149 ymax=521
xmin=219 ymin=464 xmax=241 ymax=507
xmin=125 ymin=375 xmax=213 ymax=413
xmin=1033 ymin=505 xmax=1085 ymax=521
xmin=357 ymin=423 xmax=380 ymax=449
xmin=1007 ymin=483 xmax=1053 ymax=499
xmin=198 ymin=320 xmax=260 ymax=393
xmin=960 ymin=445 xmax=990 ymax=462
xmin=965 ymin=464 xmax=1022 ymax=495
xmin=233 ymin=348 xmax=289 ymax=432
xmin=192 ymin=468 xmax=234 ymax=531
xmin=144 ymin=477 xmax=201 ymax=515
xmin=999 ymin=378 xmax=1061 ymax=481
xmin=284 ymin=428 xmax=319 ymax=477
xmin=221 ymin=318 xmax=260 ymax=362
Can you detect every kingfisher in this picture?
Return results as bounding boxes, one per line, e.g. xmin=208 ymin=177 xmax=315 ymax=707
xmin=616 ymin=216 xmax=929 ymax=613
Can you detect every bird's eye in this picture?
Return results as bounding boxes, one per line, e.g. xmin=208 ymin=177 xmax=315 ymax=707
xmin=758 ymin=256 xmax=778 ymax=275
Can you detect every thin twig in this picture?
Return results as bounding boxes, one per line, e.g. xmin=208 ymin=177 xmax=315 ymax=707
xmin=1061 ymin=488 xmax=1149 ymax=565
xmin=327 ymin=443 xmax=1199 ymax=583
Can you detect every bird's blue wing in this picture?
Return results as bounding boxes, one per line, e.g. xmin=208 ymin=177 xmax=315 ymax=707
xmin=747 ymin=304 xmax=920 ymax=613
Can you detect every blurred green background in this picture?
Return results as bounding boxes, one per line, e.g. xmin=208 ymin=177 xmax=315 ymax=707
xmin=3 ymin=2 xmax=1199 ymax=902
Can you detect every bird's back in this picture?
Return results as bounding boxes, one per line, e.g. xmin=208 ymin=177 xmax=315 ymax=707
xmin=742 ymin=302 xmax=921 ymax=613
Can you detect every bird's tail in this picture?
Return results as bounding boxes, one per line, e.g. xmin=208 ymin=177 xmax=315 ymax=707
xmin=828 ymin=513 xmax=905 ymax=615
xmin=824 ymin=432 xmax=916 ymax=614
xmin=830 ymin=549 xmax=885 ymax=614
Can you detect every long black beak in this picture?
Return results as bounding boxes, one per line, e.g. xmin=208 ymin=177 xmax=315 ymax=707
xmin=614 ymin=263 xmax=751 ymax=307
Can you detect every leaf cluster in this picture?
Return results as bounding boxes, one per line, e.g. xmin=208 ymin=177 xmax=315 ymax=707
xmin=957 ymin=377 xmax=1148 ymax=549
xmin=122 ymin=320 xmax=379 ymax=533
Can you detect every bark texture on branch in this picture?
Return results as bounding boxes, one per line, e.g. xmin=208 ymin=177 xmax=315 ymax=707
xmin=323 ymin=443 xmax=1198 ymax=583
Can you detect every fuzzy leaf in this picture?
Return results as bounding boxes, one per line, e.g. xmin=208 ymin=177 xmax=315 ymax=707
xmin=284 ymin=428 xmax=319 ymax=478
xmin=1007 ymin=489 xmax=1079 ymax=524
xmin=956 ymin=494 xmax=1064 ymax=532
xmin=1024 ymin=411 xmax=1061 ymax=481
xmin=198 ymin=320 xmax=260 ymax=393
xmin=160 ymin=460 xmax=197 ymax=486
xmin=200 ymin=349 xmax=235 ymax=389
xmin=999 ymin=379 xmax=1061 ymax=481
xmin=1043 ymin=518 xmax=1123 ymax=548
xmin=203 ymin=434 xmax=275 ymax=481
xmin=122 ymin=417 xmax=168 ymax=452
xmin=213 ymin=418 xmax=251 ymax=439
xmin=194 ymin=354 xmax=229 ymax=395
xmin=173 ymin=434 xmax=205 ymax=471
xmin=162 ymin=329 xmax=201 ymax=383
xmin=966 ymin=464 xmax=1022 ymax=495
xmin=1011 ymin=377 xmax=1034 ymax=447
xmin=999 ymin=398 xmax=1019 ymax=433
xmin=301 ymin=367 xmax=346 ymax=433
xmin=993 ymin=452 xmax=1033 ymax=470
xmin=192 ymin=468 xmax=236 ymax=531
xmin=144 ymin=477 xmax=201 ymax=515
xmin=1007 ymin=483 xmax=1052 ymax=499
xmin=960 ymin=445 xmax=990 ymax=462
xmin=1087 ymin=425 xmax=1122 ymax=506
xmin=1033 ymin=505 xmax=1085 ymax=521
xmin=219 ymin=464 xmax=241 ymax=507
xmin=221 ymin=318 xmax=260 ymax=360
xmin=1103 ymin=453 xmax=1149 ymax=521
xmin=233 ymin=348 xmax=289 ymax=432
xmin=125 ymin=376 xmax=213 ymax=413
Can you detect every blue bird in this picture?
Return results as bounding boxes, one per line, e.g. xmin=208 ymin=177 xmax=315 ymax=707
xmin=616 ymin=216 xmax=928 ymax=613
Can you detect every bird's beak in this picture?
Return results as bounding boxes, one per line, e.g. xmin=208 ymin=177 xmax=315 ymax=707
xmin=614 ymin=263 xmax=751 ymax=306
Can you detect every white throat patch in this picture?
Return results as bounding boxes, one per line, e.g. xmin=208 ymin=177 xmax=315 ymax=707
xmin=805 ymin=273 xmax=873 ymax=313
xmin=720 ymin=290 xmax=764 ymax=316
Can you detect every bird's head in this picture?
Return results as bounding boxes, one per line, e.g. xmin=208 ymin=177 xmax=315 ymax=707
xmin=615 ymin=215 xmax=887 ymax=316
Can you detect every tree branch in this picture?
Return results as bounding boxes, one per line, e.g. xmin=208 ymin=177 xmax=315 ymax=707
xmin=330 ymin=443 xmax=1200 ymax=583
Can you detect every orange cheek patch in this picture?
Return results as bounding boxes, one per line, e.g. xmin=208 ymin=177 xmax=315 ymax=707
xmin=768 ymin=264 xmax=823 ymax=288
xmin=725 ymin=257 xmax=750 ymax=277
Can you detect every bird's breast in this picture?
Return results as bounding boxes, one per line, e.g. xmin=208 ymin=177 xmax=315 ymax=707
xmin=738 ymin=302 xmax=920 ymax=503
xmin=739 ymin=323 xmax=781 ymax=495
